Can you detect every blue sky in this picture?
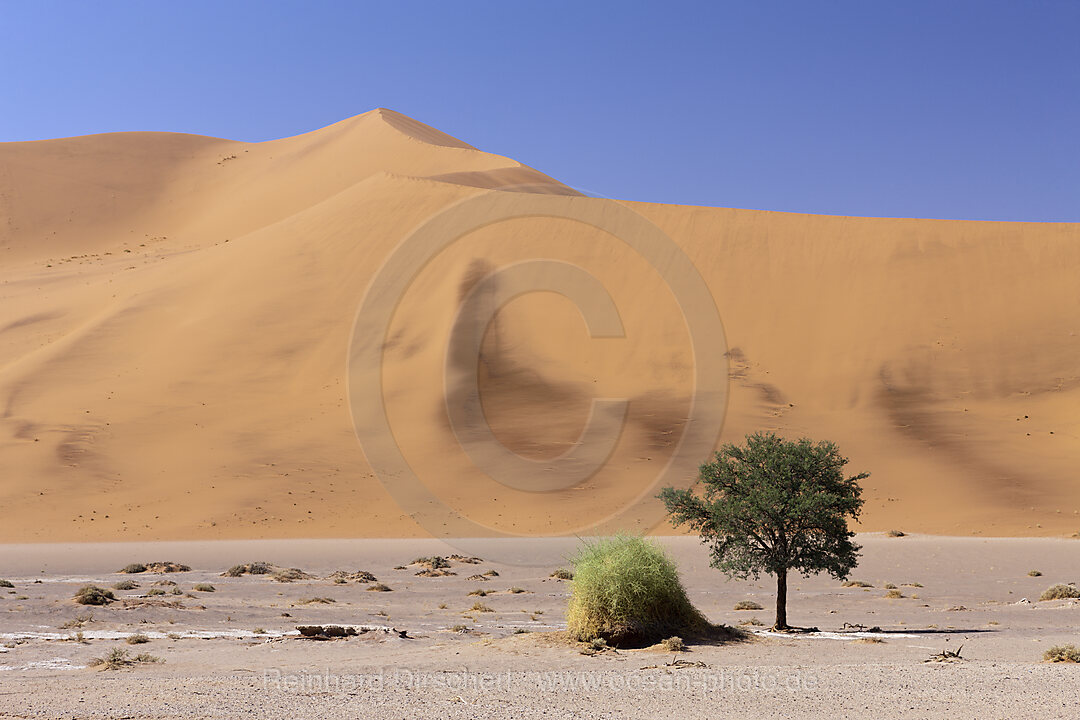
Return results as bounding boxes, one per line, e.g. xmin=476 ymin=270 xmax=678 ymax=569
xmin=2 ymin=1 xmax=1077 ymax=220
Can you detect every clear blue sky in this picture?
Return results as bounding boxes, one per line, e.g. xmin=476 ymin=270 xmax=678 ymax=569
xmin=2 ymin=1 xmax=1077 ymax=221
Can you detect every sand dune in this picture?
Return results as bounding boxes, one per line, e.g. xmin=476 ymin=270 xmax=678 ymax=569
xmin=1 ymin=108 xmax=1078 ymax=542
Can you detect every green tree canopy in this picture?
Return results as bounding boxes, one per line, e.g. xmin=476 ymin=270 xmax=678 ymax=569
xmin=659 ymin=432 xmax=867 ymax=630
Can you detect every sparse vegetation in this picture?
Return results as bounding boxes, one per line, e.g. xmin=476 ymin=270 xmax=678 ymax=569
xmin=60 ymin=614 xmax=93 ymax=629
xmin=193 ymin=583 xmax=215 ymax=592
xmin=885 ymin=530 xmax=906 ymax=538
xmin=550 ymin=568 xmax=573 ymax=580
xmin=0 ymin=580 xmax=13 ymax=588
xmin=367 ymin=583 xmax=392 ymax=592
xmin=660 ymin=636 xmax=686 ymax=652
xmin=112 ymin=580 xmax=139 ymax=591
xmin=299 ymin=597 xmax=336 ymax=604
xmin=119 ymin=563 xmax=147 ymax=574
xmin=883 ymin=583 xmax=897 ymax=589
xmin=852 ymin=637 xmax=884 ymax=644
xmin=884 ymin=589 xmax=904 ymax=599
xmin=1028 ymin=570 xmax=1043 ymax=577
xmin=660 ymin=432 xmax=867 ymax=630
xmin=566 ymin=535 xmax=710 ymax=645
xmin=733 ymin=600 xmax=763 ymax=611
xmin=146 ymin=588 xmax=165 ymax=597
xmin=74 ymin=586 xmax=115 ymax=606
xmin=438 ymin=603 xmax=448 ymax=609
xmin=470 ymin=602 xmax=494 ymax=613
xmin=126 ymin=634 xmax=150 ymax=645
xmin=89 ymin=648 xmax=162 ymax=670
xmin=1039 ymin=584 xmax=1080 ymax=601
xmin=482 ymin=569 xmax=499 ymax=577
xmin=738 ymin=617 xmax=765 ymax=627
xmin=842 ymin=580 xmax=872 ymax=588
xmin=508 ymin=587 xmax=526 ymax=594
xmin=412 ymin=556 xmax=450 ymax=569
xmin=450 ymin=624 xmax=469 ymax=633
xmin=223 ymin=562 xmax=272 ymax=577
xmin=272 ymin=568 xmax=311 ymax=583
xmin=1043 ymin=644 xmax=1080 ymax=663
xmin=468 ymin=589 xmax=488 ymax=597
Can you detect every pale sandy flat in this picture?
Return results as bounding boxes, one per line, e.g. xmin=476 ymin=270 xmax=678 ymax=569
xmin=1 ymin=536 xmax=1078 ymax=719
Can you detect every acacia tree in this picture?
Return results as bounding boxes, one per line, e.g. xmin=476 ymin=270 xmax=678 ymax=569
xmin=659 ymin=432 xmax=867 ymax=630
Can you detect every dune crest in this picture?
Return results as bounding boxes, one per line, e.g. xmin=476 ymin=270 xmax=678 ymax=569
xmin=1 ymin=109 xmax=1078 ymax=541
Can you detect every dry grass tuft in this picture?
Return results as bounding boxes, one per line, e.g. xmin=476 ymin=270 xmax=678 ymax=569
xmin=299 ymin=597 xmax=335 ymax=605
xmin=884 ymin=589 xmax=905 ymax=599
xmin=193 ymin=583 xmax=215 ymax=592
xmin=367 ymin=583 xmax=392 ymax=592
xmin=1043 ymin=644 xmax=1080 ymax=663
xmin=660 ymin=636 xmax=686 ymax=652
xmin=1028 ymin=570 xmax=1043 ymax=577
xmin=733 ymin=600 xmax=763 ymax=611
xmin=1039 ymin=584 xmax=1080 ymax=601
xmin=842 ymin=579 xmax=873 ymax=588
xmin=885 ymin=530 xmax=906 ymax=538
xmin=112 ymin=580 xmax=139 ymax=591
xmin=470 ymin=602 xmax=494 ymax=613
xmin=125 ymin=634 xmax=150 ymax=645
xmin=74 ymin=586 xmax=115 ymax=606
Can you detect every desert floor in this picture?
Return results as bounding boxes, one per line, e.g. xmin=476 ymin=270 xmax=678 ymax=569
xmin=1 ymin=535 xmax=1078 ymax=719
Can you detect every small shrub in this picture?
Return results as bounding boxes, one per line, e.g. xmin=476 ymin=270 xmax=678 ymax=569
xmin=412 ymin=556 xmax=450 ymax=569
xmin=1039 ymin=584 xmax=1080 ymax=601
xmin=60 ymin=614 xmax=93 ymax=629
xmin=299 ymin=597 xmax=335 ymax=605
xmin=438 ymin=603 xmax=448 ymax=609
xmin=660 ymin=636 xmax=686 ymax=652
xmin=89 ymin=648 xmax=130 ymax=670
xmin=482 ymin=569 xmax=499 ymax=577
xmin=508 ymin=587 xmax=526 ymax=594
xmin=514 ymin=628 xmax=530 ymax=634
xmin=550 ymin=568 xmax=573 ymax=580
xmin=468 ymin=589 xmax=488 ymax=597
xmin=74 ymin=586 xmax=115 ymax=606
xmin=589 ymin=637 xmax=608 ymax=651
xmin=119 ymin=563 xmax=147 ymax=574
xmin=169 ymin=587 xmax=183 ymax=595
xmin=272 ymin=568 xmax=311 ymax=583
xmin=223 ymin=561 xmax=272 ymax=577
xmin=738 ymin=617 xmax=764 ymax=627
xmin=842 ymin=580 xmax=872 ymax=588
xmin=886 ymin=530 xmax=906 ymax=538
xmin=566 ymin=535 xmax=710 ymax=645
xmin=1028 ymin=570 xmax=1043 ymax=577
xmin=852 ymin=637 xmax=884 ymax=644
xmin=734 ymin=600 xmax=763 ymax=611
xmin=902 ymin=582 xmax=923 ymax=588
xmin=0 ymin=580 xmax=13 ymax=588
xmin=885 ymin=589 xmax=904 ymax=599
xmin=470 ymin=602 xmax=494 ymax=613
xmin=450 ymin=624 xmax=469 ymax=633
xmin=193 ymin=583 xmax=215 ymax=592
xmin=112 ymin=580 xmax=139 ymax=591
xmin=146 ymin=588 xmax=165 ymax=597
xmin=884 ymin=583 xmax=897 ymax=590
xmin=126 ymin=634 xmax=150 ymax=645
xmin=1043 ymin=644 xmax=1080 ymax=663
xmin=367 ymin=583 xmax=392 ymax=592
xmin=253 ymin=628 xmax=267 ymax=634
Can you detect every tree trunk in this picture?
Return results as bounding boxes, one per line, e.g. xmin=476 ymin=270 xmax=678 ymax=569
xmin=774 ymin=569 xmax=788 ymax=630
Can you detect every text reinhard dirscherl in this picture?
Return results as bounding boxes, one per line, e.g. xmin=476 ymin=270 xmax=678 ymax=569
xmin=261 ymin=667 xmax=820 ymax=694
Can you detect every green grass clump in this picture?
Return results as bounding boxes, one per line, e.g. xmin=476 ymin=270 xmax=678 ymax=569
xmin=193 ymin=583 xmax=215 ymax=592
xmin=566 ymin=535 xmax=710 ymax=646
xmin=1039 ymin=584 xmax=1080 ymax=601
xmin=733 ymin=600 xmax=763 ymax=610
xmin=74 ymin=586 xmax=115 ymax=606
xmin=1043 ymin=644 xmax=1080 ymax=663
